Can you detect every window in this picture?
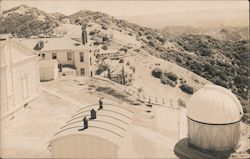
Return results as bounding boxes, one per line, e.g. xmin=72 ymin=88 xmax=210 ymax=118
xmin=52 ymin=53 xmax=57 ymax=59
xmin=80 ymin=68 xmax=85 ymax=76
xmin=22 ymin=75 xmax=28 ymax=99
xmin=67 ymin=52 xmax=72 ymax=61
xmin=80 ymin=52 xmax=84 ymax=62
xmin=42 ymin=54 xmax=45 ymax=58
xmin=90 ymin=57 xmax=92 ymax=66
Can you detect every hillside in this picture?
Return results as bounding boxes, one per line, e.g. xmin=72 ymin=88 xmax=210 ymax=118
xmin=0 ymin=5 xmax=249 ymax=122
xmin=0 ymin=5 xmax=59 ymax=37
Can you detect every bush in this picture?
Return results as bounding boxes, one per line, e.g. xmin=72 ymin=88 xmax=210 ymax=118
xmin=176 ymin=56 xmax=182 ymax=63
xmin=160 ymin=76 xmax=175 ymax=87
xmin=130 ymin=66 xmax=136 ymax=73
xmin=179 ymin=84 xmax=194 ymax=94
xmin=152 ymin=68 xmax=163 ymax=78
xmin=101 ymin=45 xmax=108 ymax=50
xmin=178 ymin=99 xmax=186 ymax=107
xmin=119 ymin=58 xmax=124 ymax=63
xmin=89 ymin=31 xmax=95 ymax=35
xmin=101 ymin=25 xmax=107 ymax=30
xmin=166 ymin=72 xmax=178 ymax=82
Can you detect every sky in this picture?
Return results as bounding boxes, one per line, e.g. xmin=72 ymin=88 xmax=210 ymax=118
xmin=0 ymin=0 xmax=249 ymax=16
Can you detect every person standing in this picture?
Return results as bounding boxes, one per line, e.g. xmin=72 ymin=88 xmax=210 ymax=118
xmin=90 ymin=109 xmax=96 ymax=119
xmin=98 ymin=97 xmax=104 ymax=110
xmin=83 ymin=116 xmax=88 ymax=129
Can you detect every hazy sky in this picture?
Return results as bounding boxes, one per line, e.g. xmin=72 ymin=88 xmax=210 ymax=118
xmin=1 ymin=0 xmax=249 ymax=16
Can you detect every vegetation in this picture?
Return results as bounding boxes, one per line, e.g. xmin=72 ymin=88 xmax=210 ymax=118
xmin=179 ymin=84 xmax=194 ymax=94
xmin=151 ymin=68 xmax=163 ymax=78
xmin=119 ymin=58 xmax=124 ymax=63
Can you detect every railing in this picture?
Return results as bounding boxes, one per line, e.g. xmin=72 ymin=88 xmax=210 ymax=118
xmin=67 ymin=114 xmax=129 ymax=125
xmin=92 ymin=76 xmax=180 ymax=109
xmin=60 ymin=120 xmax=127 ymax=132
xmin=54 ymin=125 xmax=124 ymax=138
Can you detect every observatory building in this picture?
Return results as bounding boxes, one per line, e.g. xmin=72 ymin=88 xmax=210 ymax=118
xmin=187 ymin=84 xmax=243 ymax=151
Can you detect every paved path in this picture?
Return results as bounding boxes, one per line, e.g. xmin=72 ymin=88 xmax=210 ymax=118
xmin=39 ymin=86 xmax=83 ymax=108
xmin=132 ymin=124 xmax=178 ymax=150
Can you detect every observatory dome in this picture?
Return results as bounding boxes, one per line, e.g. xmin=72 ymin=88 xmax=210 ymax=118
xmin=187 ymin=84 xmax=243 ymax=124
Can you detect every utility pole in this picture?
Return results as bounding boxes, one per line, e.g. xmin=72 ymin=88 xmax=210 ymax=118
xmin=122 ymin=66 xmax=125 ymax=85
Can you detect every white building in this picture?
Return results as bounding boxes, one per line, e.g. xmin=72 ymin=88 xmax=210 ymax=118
xmin=187 ymin=84 xmax=243 ymax=151
xmin=19 ymin=27 xmax=95 ymax=77
xmin=96 ymin=49 xmax=126 ymax=60
xmin=0 ymin=34 xmax=39 ymax=119
xmin=39 ymin=59 xmax=58 ymax=81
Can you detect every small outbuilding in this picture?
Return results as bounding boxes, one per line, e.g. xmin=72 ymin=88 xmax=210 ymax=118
xmin=187 ymin=84 xmax=243 ymax=151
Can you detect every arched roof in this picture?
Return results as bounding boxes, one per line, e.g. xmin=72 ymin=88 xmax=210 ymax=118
xmin=187 ymin=84 xmax=243 ymax=124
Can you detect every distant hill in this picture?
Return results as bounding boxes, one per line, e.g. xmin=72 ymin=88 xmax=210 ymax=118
xmin=0 ymin=5 xmax=59 ymax=37
xmin=0 ymin=5 xmax=249 ymax=121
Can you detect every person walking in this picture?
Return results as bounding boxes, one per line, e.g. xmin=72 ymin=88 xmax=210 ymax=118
xmin=98 ymin=97 xmax=104 ymax=110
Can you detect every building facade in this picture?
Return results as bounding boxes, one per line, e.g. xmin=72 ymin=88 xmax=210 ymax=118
xmin=0 ymin=35 xmax=39 ymax=119
xmin=19 ymin=27 xmax=95 ymax=77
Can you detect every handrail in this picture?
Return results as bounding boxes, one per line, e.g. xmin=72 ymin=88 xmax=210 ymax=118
xmin=101 ymin=109 xmax=131 ymax=119
xmin=54 ymin=126 xmax=124 ymax=138
xmin=76 ymin=103 xmax=133 ymax=114
xmin=67 ymin=114 xmax=129 ymax=125
xmin=60 ymin=120 xmax=126 ymax=131
xmin=72 ymin=108 xmax=131 ymax=119
xmin=71 ymin=110 xmax=91 ymax=118
xmin=76 ymin=104 xmax=99 ymax=112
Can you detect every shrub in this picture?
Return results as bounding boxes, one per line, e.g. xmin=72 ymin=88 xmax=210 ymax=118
xmin=101 ymin=25 xmax=107 ymax=30
xmin=178 ymin=99 xmax=186 ymax=107
xmin=119 ymin=58 xmax=124 ymax=63
xmin=234 ymin=76 xmax=242 ymax=85
xmin=89 ymin=31 xmax=95 ymax=35
xmin=148 ymin=40 xmax=155 ymax=47
xmin=130 ymin=66 xmax=136 ymax=73
xmin=152 ymin=68 xmax=163 ymax=78
xmin=160 ymin=76 xmax=175 ymax=87
xmin=101 ymin=45 xmax=108 ymax=50
xmin=176 ymin=56 xmax=182 ymax=63
xmin=166 ymin=72 xmax=178 ymax=82
xmin=179 ymin=84 xmax=194 ymax=94
xmin=102 ymin=36 xmax=109 ymax=42
xmin=213 ymin=78 xmax=228 ymax=88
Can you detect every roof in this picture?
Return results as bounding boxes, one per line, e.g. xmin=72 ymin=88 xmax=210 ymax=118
xmin=18 ymin=37 xmax=91 ymax=52
xmin=0 ymin=37 xmax=37 ymax=66
xmin=187 ymin=84 xmax=243 ymax=124
xmin=50 ymin=104 xmax=134 ymax=146
xmin=97 ymin=49 xmax=118 ymax=55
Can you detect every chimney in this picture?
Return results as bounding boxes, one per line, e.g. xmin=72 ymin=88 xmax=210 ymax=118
xmin=81 ymin=25 xmax=88 ymax=45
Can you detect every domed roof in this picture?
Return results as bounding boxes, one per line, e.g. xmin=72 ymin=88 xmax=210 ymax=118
xmin=187 ymin=84 xmax=243 ymax=124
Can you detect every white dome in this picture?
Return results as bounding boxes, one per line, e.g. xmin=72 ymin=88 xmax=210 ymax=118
xmin=187 ymin=84 xmax=243 ymax=124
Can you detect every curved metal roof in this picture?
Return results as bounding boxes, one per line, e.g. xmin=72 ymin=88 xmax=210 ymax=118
xmin=187 ymin=84 xmax=243 ymax=124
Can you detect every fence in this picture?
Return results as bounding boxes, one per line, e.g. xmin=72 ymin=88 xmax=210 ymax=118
xmin=92 ymin=76 xmax=180 ymax=109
